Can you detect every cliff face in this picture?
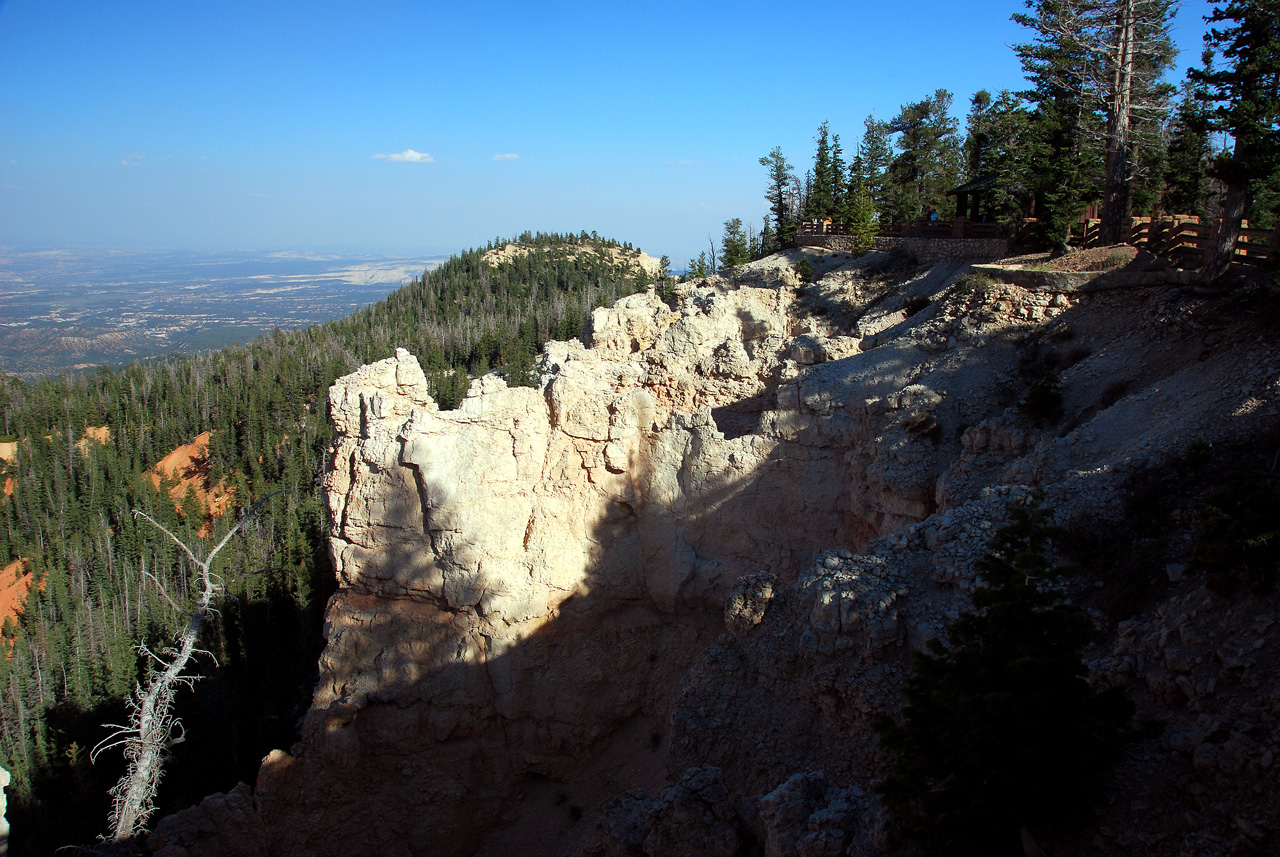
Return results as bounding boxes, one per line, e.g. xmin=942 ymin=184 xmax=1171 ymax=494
xmin=150 ymin=250 xmax=1280 ymax=857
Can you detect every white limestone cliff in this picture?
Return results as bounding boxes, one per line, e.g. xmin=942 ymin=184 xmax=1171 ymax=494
xmin=150 ymin=249 xmax=1280 ymax=857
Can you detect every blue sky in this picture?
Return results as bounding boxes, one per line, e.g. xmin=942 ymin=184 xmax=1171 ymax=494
xmin=0 ymin=0 xmax=1214 ymax=265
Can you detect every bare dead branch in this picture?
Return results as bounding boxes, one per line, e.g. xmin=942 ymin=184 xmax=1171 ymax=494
xmin=140 ymin=569 xmax=182 ymax=613
xmin=89 ymin=497 xmax=279 ymax=844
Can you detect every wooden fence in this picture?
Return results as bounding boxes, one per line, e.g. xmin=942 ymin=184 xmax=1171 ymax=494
xmin=799 ymin=214 xmax=1277 ymax=269
xmin=799 ymin=217 xmax=1006 ymax=241
xmin=1074 ymin=215 xmax=1278 ymax=269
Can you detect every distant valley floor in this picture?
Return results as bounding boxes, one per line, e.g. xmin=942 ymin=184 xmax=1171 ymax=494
xmin=0 ymin=248 xmax=446 ymax=378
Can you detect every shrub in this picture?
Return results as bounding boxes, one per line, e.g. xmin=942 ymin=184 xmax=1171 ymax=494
xmin=1019 ymin=372 xmax=1063 ymax=424
xmin=1097 ymin=379 xmax=1131 ymax=410
xmin=903 ymin=295 xmax=930 ymax=317
xmin=887 ymin=243 xmax=918 ymax=267
xmin=1191 ymin=469 xmax=1280 ymax=595
xmin=876 ymin=505 xmax=1132 ymax=855
xmin=904 ymin=410 xmax=942 ymax=444
xmin=794 ymin=258 xmax=814 ymax=283
xmin=953 ymin=272 xmax=996 ymax=297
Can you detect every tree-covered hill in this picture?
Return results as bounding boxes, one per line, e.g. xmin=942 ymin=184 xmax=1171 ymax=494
xmin=0 ymin=231 xmax=657 ymax=853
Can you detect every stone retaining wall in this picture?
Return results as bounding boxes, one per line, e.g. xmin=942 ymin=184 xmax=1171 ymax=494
xmin=796 ymin=234 xmax=1010 ymax=263
xmin=871 ymin=236 xmax=1010 ymax=264
xmin=969 ymin=263 xmax=1203 ymax=291
xmin=796 ymin=234 xmax=872 ymax=253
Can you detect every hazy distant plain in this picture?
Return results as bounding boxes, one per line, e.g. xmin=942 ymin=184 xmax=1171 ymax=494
xmin=0 ymin=249 xmax=444 ymax=379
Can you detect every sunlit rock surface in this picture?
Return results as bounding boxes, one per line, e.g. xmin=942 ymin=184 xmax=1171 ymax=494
xmin=155 ymin=250 xmax=1280 ymax=857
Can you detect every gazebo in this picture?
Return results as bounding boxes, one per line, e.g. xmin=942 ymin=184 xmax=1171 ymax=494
xmin=947 ymin=173 xmax=998 ymax=221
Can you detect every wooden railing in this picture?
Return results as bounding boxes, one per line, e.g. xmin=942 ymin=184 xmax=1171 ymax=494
xmin=795 ymin=220 xmax=861 ymax=237
xmin=800 ymin=213 xmax=1277 ymax=269
xmin=1074 ymin=215 xmax=1278 ymax=268
xmin=799 ymin=217 xmax=1008 ymax=241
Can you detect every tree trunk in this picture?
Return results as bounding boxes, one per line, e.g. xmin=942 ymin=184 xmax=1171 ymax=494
xmin=1021 ymin=824 xmax=1049 ymax=857
xmin=1100 ymin=0 xmax=1136 ymax=246
xmin=1202 ymin=180 xmax=1248 ymax=281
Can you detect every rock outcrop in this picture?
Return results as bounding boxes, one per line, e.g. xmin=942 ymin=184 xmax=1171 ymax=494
xmin=154 ymin=249 xmax=1280 ymax=857
xmin=1 ymin=764 xmax=9 ymax=857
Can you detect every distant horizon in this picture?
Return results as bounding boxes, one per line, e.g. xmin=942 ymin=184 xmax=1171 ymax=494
xmin=1 ymin=0 xmax=1214 ymax=267
xmin=0 ymin=243 xmax=461 ymax=258
xmin=1 ymin=245 xmax=451 ymax=378
xmin=0 ymin=232 xmax=673 ymax=264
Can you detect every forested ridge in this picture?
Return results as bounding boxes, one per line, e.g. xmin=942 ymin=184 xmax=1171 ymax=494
xmin=0 ymin=231 xmax=657 ymax=852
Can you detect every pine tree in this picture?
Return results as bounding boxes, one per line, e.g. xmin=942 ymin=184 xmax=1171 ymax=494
xmin=876 ymin=504 xmax=1132 ymax=855
xmin=830 ymin=134 xmax=847 ymax=220
xmin=719 ymin=218 xmax=750 ymax=268
xmin=1014 ymin=0 xmax=1176 ymax=244
xmin=858 ymin=115 xmax=893 ymax=216
xmin=1163 ymin=68 xmax=1216 ymax=216
xmin=884 ymin=90 xmax=964 ymax=224
xmin=1013 ymin=2 xmax=1107 ymax=249
xmin=759 ymin=147 xmax=798 ymax=249
xmin=839 ymin=169 xmax=877 ymax=255
xmin=686 ymin=251 xmax=711 ymax=279
xmin=1190 ymin=0 xmax=1280 ymax=276
xmin=806 ymin=121 xmax=838 ymax=220
xmin=964 ymin=89 xmax=994 ymax=178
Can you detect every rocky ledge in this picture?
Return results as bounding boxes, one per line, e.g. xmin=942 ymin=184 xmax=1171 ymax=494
xmin=151 ymin=249 xmax=1279 ymax=857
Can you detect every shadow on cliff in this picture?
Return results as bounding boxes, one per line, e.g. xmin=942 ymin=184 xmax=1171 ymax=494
xmin=252 ymin=376 xmax=879 ymax=857
xmin=244 ymin=272 xmax=1236 ymax=857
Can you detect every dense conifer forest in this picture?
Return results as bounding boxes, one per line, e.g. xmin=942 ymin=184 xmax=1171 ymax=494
xmin=0 ymin=232 xmax=656 ymax=852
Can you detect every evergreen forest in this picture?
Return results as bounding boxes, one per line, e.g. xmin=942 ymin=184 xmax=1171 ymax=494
xmin=711 ymin=0 xmax=1279 ymax=274
xmin=0 ymin=232 xmax=657 ymax=853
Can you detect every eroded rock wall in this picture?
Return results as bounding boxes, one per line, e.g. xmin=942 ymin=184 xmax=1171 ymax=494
xmin=246 ymin=260 xmax=972 ymax=856
xmin=153 ymin=250 xmax=1280 ymax=857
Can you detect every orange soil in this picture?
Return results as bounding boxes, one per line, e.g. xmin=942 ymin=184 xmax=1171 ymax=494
xmin=1 ymin=427 xmax=109 ymax=496
xmin=0 ymin=559 xmax=36 ymax=633
xmin=0 ymin=440 xmax=13 ymax=497
xmin=0 ymin=426 xmax=108 ymax=462
xmin=149 ymin=431 xmax=233 ymax=537
xmin=76 ymin=425 xmax=110 ymax=455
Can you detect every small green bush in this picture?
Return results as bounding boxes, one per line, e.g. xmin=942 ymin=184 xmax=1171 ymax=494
xmin=1191 ymin=469 xmax=1279 ymax=595
xmin=794 ymin=258 xmax=814 ymax=283
xmin=954 ymin=272 xmax=996 ymax=297
xmin=876 ymin=504 xmax=1132 ymax=855
xmin=1097 ymin=379 xmax=1130 ymax=410
xmin=1019 ymin=372 xmax=1063 ymax=424
xmin=904 ymin=410 xmax=942 ymax=444
xmin=903 ymin=295 xmax=930 ymax=317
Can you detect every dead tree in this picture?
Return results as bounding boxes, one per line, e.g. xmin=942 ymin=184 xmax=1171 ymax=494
xmin=89 ymin=499 xmax=271 ymax=845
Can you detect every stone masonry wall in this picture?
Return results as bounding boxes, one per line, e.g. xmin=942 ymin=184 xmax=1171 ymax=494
xmin=871 ymin=236 xmax=1009 ymax=264
xmin=795 ymin=234 xmax=1009 ymax=264
xmin=796 ymin=234 xmax=870 ymax=254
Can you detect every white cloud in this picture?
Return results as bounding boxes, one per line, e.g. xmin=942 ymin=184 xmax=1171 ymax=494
xmin=372 ymin=148 xmax=435 ymax=163
xmin=492 ymin=153 xmax=521 ymax=161
xmin=8 ymin=160 xmax=15 ymax=166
